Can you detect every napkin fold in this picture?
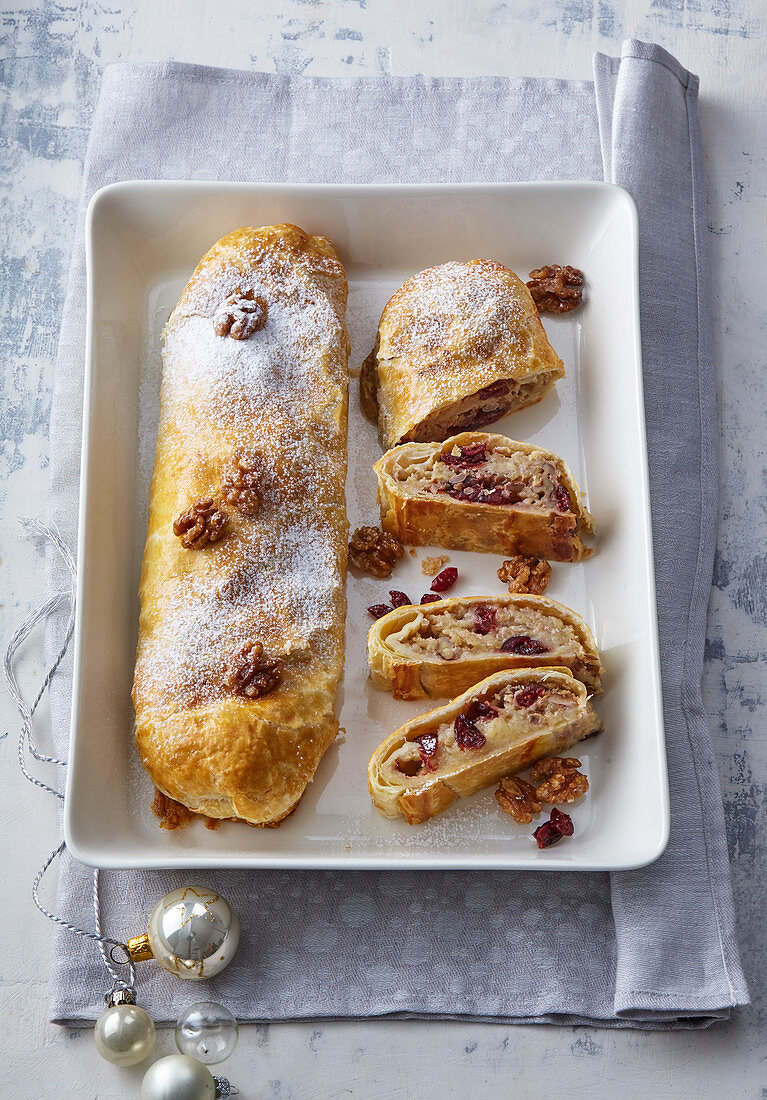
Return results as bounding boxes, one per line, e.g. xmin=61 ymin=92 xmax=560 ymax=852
xmin=44 ymin=41 xmax=747 ymax=1028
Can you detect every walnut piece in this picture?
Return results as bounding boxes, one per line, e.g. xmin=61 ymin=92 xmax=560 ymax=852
xmin=213 ymin=287 xmax=268 ymax=339
xmin=222 ymin=453 xmax=261 ymax=517
xmin=526 ymin=265 xmax=584 ymax=314
xmin=495 ymin=775 xmax=542 ymax=824
xmin=349 ymin=525 xmax=404 ymax=578
xmin=497 ymin=555 xmax=552 ymax=595
xmin=421 ymin=554 xmax=450 ymax=577
xmin=530 ymin=756 xmax=589 ymax=804
xmin=173 ymin=499 xmax=230 ymax=549
xmin=227 ymin=641 xmax=284 ymax=699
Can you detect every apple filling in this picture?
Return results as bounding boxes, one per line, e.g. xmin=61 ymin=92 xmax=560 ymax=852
xmin=384 ymin=684 xmax=579 ymax=785
xmin=392 ymin=439 xmax=573 ymax=513
xmin=401 ymin=373 xmax=557 ymax=443
xmin=389 ymin=601 xmax=580 ymax=662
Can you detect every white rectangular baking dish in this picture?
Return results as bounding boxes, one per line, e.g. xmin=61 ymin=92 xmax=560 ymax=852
xmin=65 ymin=180 xmax=668 ymax=870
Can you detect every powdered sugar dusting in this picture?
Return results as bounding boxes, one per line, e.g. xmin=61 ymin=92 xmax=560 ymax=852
xmin=134 ymin=229 xmax=349 ymax=715
xmin=378 ymin=259 xmax=533 ymax=373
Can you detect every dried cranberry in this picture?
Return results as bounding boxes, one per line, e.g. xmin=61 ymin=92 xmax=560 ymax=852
xmin=420 ymin=592 xmax=441 ymax=604
xmin=388 ymin=590 xmax=412 ymax=608
xmin=441 ymin=441 xmax=487 ymax=468
xmin=431 ymin=567 xmax=458 ymax=593
xmin=500 ymin=635 xmax=550 ymax=656
xmin=460 ymin=484 xmax=481 ymax=502
xmin=477 ymin=380 xmax=510 ymax=400
xmin=474 ymin=604 xmax=497 ymax=635
xmin=554 ymin=485 xmax=572 ymax=513
xmin=415 ymin=732 xmax=439 ymax=770
xmin=550 ymin=807 xmax=574 ymax=836
xmin=466 ymin=699 xmax=498 ymax=722
xmin=367 ymin=603 xmax=393 ymax=619
xmin=479 ymin=486 xmax=507 ymax=505
xmin=454 ymin=713 xmax=486 ymax=750
xmin=533 ymin=820 xmax=562 ymax=848
xmin=515 ymin=685 xmax=547 ymax=708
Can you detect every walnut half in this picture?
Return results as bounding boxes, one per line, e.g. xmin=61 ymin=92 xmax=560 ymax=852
xmin=526 ymin=265 xmax=584 ymax=314
xmin=222 ymin=453 xmax=261 ymax=517
xmin=213 ymin=288 xmax=268 ymax=339
xmin=495 ymin=775 xmax=542 ymax=824
xmin=227 ymin=641 xmax=283 ymax=699
xmin=530 ymin=757 xmax=589 ymax=804
xmin=497 ymin=555 xmax=551 ymax=595
xmin=173 ymin=499 xmax=230 ymax=549
xmin=349 ymin=525 xmax=404 ymax=578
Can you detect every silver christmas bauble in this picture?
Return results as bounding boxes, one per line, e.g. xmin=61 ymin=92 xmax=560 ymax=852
xmin=175 ymin=1001 xmax=239 ymax=1064
xmin=141 ymin=1055 xmax=216 ymax=1100
xmin=143 ymin=886 xmax=240 ymax=980
xmin=94 ymin=989 xmax=156 ymax=1066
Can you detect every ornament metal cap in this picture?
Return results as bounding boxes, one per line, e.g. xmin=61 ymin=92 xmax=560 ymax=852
xmin=127 ymin=933 xmax=154 ymax=962
xmin=105 ymin=987 xmax=137 ymax=1008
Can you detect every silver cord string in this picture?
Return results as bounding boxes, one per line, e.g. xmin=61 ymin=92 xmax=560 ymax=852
xmin=5 ymin=519 xmax=136 ymax=990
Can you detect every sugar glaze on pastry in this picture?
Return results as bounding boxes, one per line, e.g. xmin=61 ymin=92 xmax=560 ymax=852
xmin=367 ymin=593 xmax=602 ymax=700
xmin=375 ymin=431 xmax=593 ymax=561
xmin=362 ymin=259 xmax=565 ymax=449
xmin=368 ymin=667 xmax=602 ymax=825
xmin=132 ymin=224 xmax=350 ymax=828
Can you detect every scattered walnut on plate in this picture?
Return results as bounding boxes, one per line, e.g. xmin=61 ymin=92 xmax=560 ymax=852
xmin=497 ymin=555 xmax=551 ymax=595
xmin=495 ymin=776 xmax=542 ymax=824
xmin=421 ymin=554 xmax=450 ymax=577
xmin=349 ymin=525 xmax=404 ymax=578
xmin=530 ymin=757 xmax=589 ymax=804
xmin=526 ymin=265 xmax=584 ymax=313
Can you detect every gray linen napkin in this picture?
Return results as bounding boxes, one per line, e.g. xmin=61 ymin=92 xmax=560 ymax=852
xmin=44 ymin=41 xmax=747 ymax=1028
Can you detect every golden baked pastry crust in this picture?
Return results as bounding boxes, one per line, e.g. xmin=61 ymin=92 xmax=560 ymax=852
xmin=375 ymin=431 xmax=593 ymax=561
xmin=132 ymin=223 xmax=350 ymax=827
xmin=367 ymin=259 xmax=565 ymax=449
xmin=368 ymin=668 xmax=602 ymax=825
xmin=367 ymin=593 xmax=602 ymax=700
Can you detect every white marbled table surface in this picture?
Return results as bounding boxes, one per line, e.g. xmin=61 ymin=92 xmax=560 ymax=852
xmin=2 ymin=1 xmax=766 ymax=1096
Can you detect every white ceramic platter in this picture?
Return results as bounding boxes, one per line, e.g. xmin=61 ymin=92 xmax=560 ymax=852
xmin=65 ymin=181 xmax=668 ymax=870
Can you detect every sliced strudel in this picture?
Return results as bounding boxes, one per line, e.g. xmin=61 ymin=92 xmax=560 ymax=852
xmin=375 ymin=431 xmax=593 ymax=561
xmin=361 ymin=260 xmax=564 ymax=449
xmin=368 ymin=668 xmax=602 ymax=824
xmin=132 ymin=224 xmax=350 ymax=828
xmin=368 ymin=593 xmax=602 ymax=700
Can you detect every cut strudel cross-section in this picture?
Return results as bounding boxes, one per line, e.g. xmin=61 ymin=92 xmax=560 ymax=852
xmin=375 ymin=431 xmax=593 ymax=561
xmin=367 ymin=593 xmax=602 ymax=700
xmin=368 ymin=667 xmax=602 ymax=825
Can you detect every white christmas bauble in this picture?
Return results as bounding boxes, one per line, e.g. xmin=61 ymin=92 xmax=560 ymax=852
xmin=146 ymin=886 xmax=240 ymax=980
xmin=175 ymin=1001 xmax=239 ymax=1064
xmin=94 ymin=1001 xmax=156 ymax=1066
xmin=141 ymin=1055 xmax=216 ymax=1100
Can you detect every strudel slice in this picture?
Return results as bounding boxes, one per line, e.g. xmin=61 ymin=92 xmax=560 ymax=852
xmin=361 ymin=260 xmax=564 ymax=449
xmin=368 ymin=668 xmax=602 ymax=825
xmin=367 ymin=593 xmax=602 ymax=700
xmin=132 ymin=224 xmax=350 ymax=829
xmin=375 ymin=431 xmax=593 ymax=561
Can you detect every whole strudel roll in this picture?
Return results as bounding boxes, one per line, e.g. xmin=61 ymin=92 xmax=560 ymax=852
xmin=368 ymin=668 xmax=602 ymax=825
xmin=375 ymin=432 xmax=593 ymax=561
xmin=367 ymin=593 xmax=602 ymax=700
xmin=132 ymin=224 xmax=350 ymax=828
xmin=361 ymin=260 xmax=564 ymax=449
